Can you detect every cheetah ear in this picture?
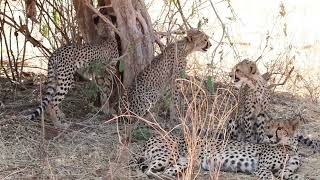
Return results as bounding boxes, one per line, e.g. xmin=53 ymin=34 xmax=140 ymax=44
xmin=290 ymin=119 xmax=300 ymax=131
xmin=186 ymin=36 xmax=193 ymax=42
xmin=186 ymin=29 xmax=197 ymax=42
xmin=250 ymin=63 xmax=257 ymax=74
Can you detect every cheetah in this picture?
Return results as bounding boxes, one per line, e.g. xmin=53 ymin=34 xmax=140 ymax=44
xmin=266 ymin=116 xmax=320 ymax=152
xmin=123 ymin=29 xmax=211 ymax=121
xmin=27 ymin=15 xmax=119 ymax=128
xmin=226 ymin=59 xmax=271 ymax=143
xmin=130 ymin=117 xmax=303 ymax=180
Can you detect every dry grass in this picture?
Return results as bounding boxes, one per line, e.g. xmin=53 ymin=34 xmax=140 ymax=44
xmin=1 ymin=74 xmax=320 ymax=180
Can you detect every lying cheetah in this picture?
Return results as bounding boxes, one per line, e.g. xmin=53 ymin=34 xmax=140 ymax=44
xmin=28 ymin=15 xmax=119 ymax=128
xmin=123 ymin=29 xmax=211 ymax=121
xmin=266 ymin=116 xmax=320 ymax=151
xmin=227 ymin=59 xmax=270 ymax=143
xmin=130 ymin=118 xmax=304 ymax=180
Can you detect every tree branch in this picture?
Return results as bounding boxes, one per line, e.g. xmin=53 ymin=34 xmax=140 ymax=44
xmin=173 ymin=0 xmax=191 ymax=31
xmin=268 ymin=66 xmax=294 ymax=89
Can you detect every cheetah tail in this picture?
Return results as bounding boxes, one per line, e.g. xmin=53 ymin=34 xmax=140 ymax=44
xmin=28 ymin=63 xmax=56 ymax=120
xmin=297 ymin=134 xmax=320 ymax=151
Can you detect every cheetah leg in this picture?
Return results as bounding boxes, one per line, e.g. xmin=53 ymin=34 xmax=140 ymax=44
xmin=99 ymin=92 xmax=117 ymax=115
xmin=226 ymin=118 xmax=240 ymax=140
xmin=47 ymin=104 xmax=68 ymax=129
xmin=94 ymin=69 xmax=117 ymax=116
xmin=170 ymin=85 xmax=180 ymax=123
xmin=163 ymin=157 xmax=188 ymax=178
xmin=275 ymin=155 xmax=303 ymax=180
xmin=253 ymin=167 xmax=275 ymax=180
xmin=47 ymin=75 xmax=73 ymax=129
xmin=170 ymin=78 xmax=184 ymax=124
xmin=244 ymin=117 xmax=256 ymax=143
xmin=256 ymin=113 xmax=269 ymax=143
xmin=145 ymin=157 xmax=171 ymax=178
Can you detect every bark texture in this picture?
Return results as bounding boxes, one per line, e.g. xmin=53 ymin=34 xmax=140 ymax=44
xmin=72 ymin=0 xmax=155 ymax=111
xmin=110 ymin=0 xmax=154 ymax=86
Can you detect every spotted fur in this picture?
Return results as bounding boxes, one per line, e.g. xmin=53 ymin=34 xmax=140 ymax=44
xmin=266 ymin=118 xmax=320 ymax=152
xmin=226 ymin=59 xmax=271 ymax=143
xmin=123 ymin=30 xmax=211 ymax=120
xmin=28 ymin=16 xmax=119 ymax=128
xmin=131 ymin=118 xmax=303 ymax=179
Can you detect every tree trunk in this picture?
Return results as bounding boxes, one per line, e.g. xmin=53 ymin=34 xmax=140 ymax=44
xmin=72 ymin=0 xmax=155 ymax=112
xmin=110 ymin=0 xmax=154 ymax=86
xmin=72 ymin=0 xmax=97 ymax=43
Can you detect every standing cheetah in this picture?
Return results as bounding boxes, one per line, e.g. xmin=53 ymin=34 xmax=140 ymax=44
xmin=226 ymin=59 xmax=271 ymax=143
xmin=28 ymin=15 xmax=119 ymax=128
xmin=123 ymin=29 xmax=211 ymax=121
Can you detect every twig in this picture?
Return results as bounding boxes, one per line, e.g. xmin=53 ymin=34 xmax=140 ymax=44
xmin=172 ymin=0 xmax=191 ymax=31
xmin=0 ymin=14 xmax=51 ymax=55
xmin=255 ymin=32 xmax=271 ymax=62
xmin=208 ymin=0 xmax=225 ymax=65
xmin=208 ymin=0 xmax=239 ymax=61
xmin=268 ymin=66 xmax=294 ymax=89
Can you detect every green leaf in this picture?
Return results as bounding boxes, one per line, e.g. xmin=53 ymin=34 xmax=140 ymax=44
xmin=131 ymin=125 xmax=152 ymax=141
xmin=87 ymin=81 xmax=100 ymax=102
xmin=118 ymin=60 xmax=125 ymax=73
xmin=40 ymin=24 xmax=49 ymax=38
xmin=127 ymin=43 xmax=136 ymax=52
xmin=197 ymin=20 xmax=202 ymax=29
xmin=207 ymin=76 xmax=214 ymax=93
xmin=52 ymin=10 xmax=61 ymax=27
xmin=88 ymin=61 xmax=105 ymax=75
xmin=179 ymin=70 xmax=187 ymax=79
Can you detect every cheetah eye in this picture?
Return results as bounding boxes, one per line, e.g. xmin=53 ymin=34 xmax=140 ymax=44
xmin=275 ymin=128 xmax=283 ymax=138
xmin=235 ymin=69 xmax=240 ymax=72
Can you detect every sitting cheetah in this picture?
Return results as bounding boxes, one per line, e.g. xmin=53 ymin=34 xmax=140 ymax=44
xmin=130 ymin=118 xmax=303 ymax=180
xmin=226 ymin=59 xmax=270 ymax=143
xmin=28 ymin=15 xmax=119 ymax=128
xmin=123 ymin=29 xmax=211 ymax=121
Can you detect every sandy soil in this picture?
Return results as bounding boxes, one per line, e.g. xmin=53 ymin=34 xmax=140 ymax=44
xmin=0 ymin=77 xmax=319 ymax=180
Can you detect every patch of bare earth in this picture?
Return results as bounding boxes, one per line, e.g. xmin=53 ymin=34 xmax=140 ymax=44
xmin=0 ymin=77 xmax=319 ymax=179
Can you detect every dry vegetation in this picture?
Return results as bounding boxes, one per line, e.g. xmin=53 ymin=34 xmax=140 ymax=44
xmin=1 ymin=75 xmax=320 ymax=179
xmin=1 ymin=0 xmax=320 ymax=179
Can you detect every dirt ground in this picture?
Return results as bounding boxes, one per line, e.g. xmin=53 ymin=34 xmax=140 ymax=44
xmin=0 ymin=77 xmax=320 ymax=180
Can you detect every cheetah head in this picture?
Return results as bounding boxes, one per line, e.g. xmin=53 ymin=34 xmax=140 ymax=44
xmin=265 ymin=118 xmax=300 ymax=145
xmin=185 ymin=29 xmax=212 ymax=52
xmin=92 ymin=14 xmax=116 ymax=38
xmin=229 ymin=59 xmax=261 ymax=89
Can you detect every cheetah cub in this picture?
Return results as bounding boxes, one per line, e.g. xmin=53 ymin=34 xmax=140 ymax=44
xmin=226 ymin=59 xmax=270 ymax=143
xmin=123 ymin=29 xmax=211 ymax=121
xmin=131 ymin=118 xmax=303 ymax=180
xmin=28 ymin=15 xmax=119 ymax=128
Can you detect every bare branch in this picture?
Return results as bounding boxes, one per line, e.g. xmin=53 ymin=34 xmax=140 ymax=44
xmin=172 ymin=0 xmax=191 ymax=31
xmin=268 ymin=66 xmax=294 ymax=89
xmin=208 ymin=0 xmax=225 ymax=64
xmin=208 ymin=0 xmax=239 ymax=61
